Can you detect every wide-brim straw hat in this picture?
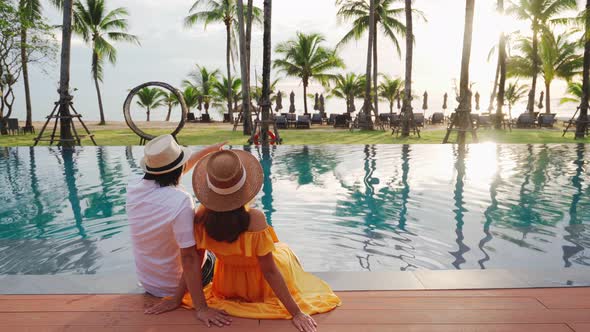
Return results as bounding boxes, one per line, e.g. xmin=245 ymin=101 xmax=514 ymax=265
xmin=140 ymin=135 xmax=192 ymax=175
xmin=193 ymin=149 xmax=263 ymax=212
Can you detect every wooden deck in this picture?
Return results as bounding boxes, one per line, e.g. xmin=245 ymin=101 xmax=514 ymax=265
xmin=1 ymin=288 xmax=590 ymax=331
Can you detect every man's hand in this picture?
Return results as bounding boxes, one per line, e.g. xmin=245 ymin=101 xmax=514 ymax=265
xmin=196 ymin=307 xmax=232 ymax=327
xmin=205 ymin=141 xmax=227 ymax=154
xmin=144 ymin=297 xmax=182 ymax=315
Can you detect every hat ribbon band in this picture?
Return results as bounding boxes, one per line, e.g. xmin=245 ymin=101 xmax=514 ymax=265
xmin=146 ymin=151 xmax=185 ymax=173
xmin=207 ymin=167 xmax=247 ymax=196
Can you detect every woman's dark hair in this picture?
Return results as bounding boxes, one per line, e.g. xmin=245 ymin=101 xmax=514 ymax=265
xmin=198 ymin=206 xmax=250 ymax=243
xmin=143 ymin=167 xmax=183 ymax=187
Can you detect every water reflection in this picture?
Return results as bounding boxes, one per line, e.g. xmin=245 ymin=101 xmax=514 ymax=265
xmin=0 ymin=144 xmax=589 ymax=274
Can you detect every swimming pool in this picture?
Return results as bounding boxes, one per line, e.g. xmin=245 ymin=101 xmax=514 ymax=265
xmin=0 ymin=144 xmax=588 ymax=275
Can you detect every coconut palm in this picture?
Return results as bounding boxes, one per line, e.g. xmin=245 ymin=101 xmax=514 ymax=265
xmin=251 ymin=77 xmax=279 ymax=107
xmin=560 ymin=81 xmax=585 ymax=104
xmin=505 ymin=81 xmax=529 ymax=115
xmin=182 ymin=86 xmax=200 ymax=114
xmin=163 ymin=92 xmax=179 ymax=122
xmin=329 ymin=73 xmax=366 ymax=113
xmin=135 ymin=87 xmax=165 ymax=122
xmin=73 ymin=0 xmax=139 ymax=125
xmin=18 ymin=0 xmax=42 ymax=132
xmin=378 ymin=75 xmax=403 ymax=114
xmin=401 ymin=0 xmax=414 ymax=136
xmin=213 ymin=76 xmax=242 ymax=110
xmin=495 ymin=0 xmax=508 ymax=129
xmin=274 ymin=32 xmax=345 ymax=115
xmin=507 ymin=30 xmax=582 ymax=114
xmin=508 ymin=0 xmax=578 ymax=114
xmin=183 ymin=65 xmax=220 ymax=114
xmin=185 ymin=0 xmax=261 ymax=121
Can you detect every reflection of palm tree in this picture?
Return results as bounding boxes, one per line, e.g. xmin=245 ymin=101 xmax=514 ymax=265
xmin=563 ymin=144 xmax=587 ymax=267
xmin=84 ymin=147 xmax=114 ymax=219
xmin=399 ymin=144 xmax=410 ymax=231
xmin=125 ymin=146 xmax=140 ymax=171
xmin=258 ymin=146 xmax=275 ymax=226
xmin=29 ymin=147 xmax=51 ymax=237
xmin=279 ymin=146 xmax=339 ymax=186
xmin=61 ymin=148 xmax=86 ymax=238
xmin=449 ymin=145 xmax=470 ymax=269
xmin=479 ymin=145 xmax=502 ymax=269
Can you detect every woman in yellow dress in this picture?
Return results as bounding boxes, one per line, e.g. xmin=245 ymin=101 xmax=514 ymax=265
xmin=147 ymin=149 xmax=341 ymax=332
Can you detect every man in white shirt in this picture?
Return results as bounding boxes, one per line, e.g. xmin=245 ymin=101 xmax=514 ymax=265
xmin=126 ymin=135 xmax=231 ymax=328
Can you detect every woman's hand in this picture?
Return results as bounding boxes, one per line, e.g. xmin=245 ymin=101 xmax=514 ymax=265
xmin=292 ymin=311 xmax=317 ymax=332
xmin=144 ymin=297 xmax=182 ymax=315
xmin=196 ymin=306 xmax=232 ymax=327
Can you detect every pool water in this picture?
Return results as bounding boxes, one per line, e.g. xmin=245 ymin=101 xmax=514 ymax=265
xmin=0 ymin=144 xmax=588 ymax=275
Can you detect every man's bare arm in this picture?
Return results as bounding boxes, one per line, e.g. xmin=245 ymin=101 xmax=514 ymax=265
xmin=182 ymin=142 xmax=227 ymax=175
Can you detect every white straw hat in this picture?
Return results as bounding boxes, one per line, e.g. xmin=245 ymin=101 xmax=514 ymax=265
xmin=140 ymin=135 xmax=192 ymax=175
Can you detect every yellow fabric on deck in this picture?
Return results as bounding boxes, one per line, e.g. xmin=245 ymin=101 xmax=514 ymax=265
xmin=182 ymin=224 xmax=341 ymax=319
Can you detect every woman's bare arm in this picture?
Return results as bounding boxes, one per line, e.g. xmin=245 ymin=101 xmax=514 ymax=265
xmin=182 ymin=142 xmax=226 ymax=175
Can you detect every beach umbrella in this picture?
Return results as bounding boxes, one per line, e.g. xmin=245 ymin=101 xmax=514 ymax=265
xmin=422 ymin=91 xmax=428 ymax=111
xmin=314 ymin=93 xmax=320 ymax=111
xmin=538 ymin=91 xmax=544 ymax=109
xmin=319 ymin=94 xmax=326 ymax=118
xmin=396 ymin=91 xmax=401 ymax=110
xmin=289 ymin=91 xmax=296 ymax=113
xmin=443 ymin=93 xmax=448 ymax=110
xmin=474 ymin=92 xmax=480 ymax=111
xmin=276 ymin=91 xmax=283 ymax=112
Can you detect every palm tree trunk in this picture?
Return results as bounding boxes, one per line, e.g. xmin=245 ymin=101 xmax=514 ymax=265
xmin=495 ymin=0 xmax=507 ymax=130
xmin=260 ymin=0 xmax=272 ymax=144
xmin=390 ymin=100 xmax=394 ymax=114
xmin=58 ymin=0 xmax=75 ymax=146
xmin=488 ymin=60 xmax=500 ymax=112
xmin=21 ymin=26 xmax=33 ymax=132
xmin=225 ymin=22 xmax=234 ymax=122
xmin=545 ymin=81 xmax=551 ymax=114
xmin=457 ymin=0 xmax=475 ymax=144
xmin=527 ymin=20 xmax=539 ymax=114
xmin=372 ymin=18 xmax=379 ymax=119
xmin=146 ymin=106 xmax=150 ymax=122
xmin=401 ymin=0 xmax=413 ymax=137
xmin=303 ymin=80 xmax=309 ymax=115
xmin=93 ymin=52 xmax=106 ymax=125
xmin=362 ymin=0 xmax=375 ymax=129
xmin=576 ymin=0 xmax=590 ymax=139
xmin=237 ymin=0 xmax=252 ymax=135
xmin=166 ymin=105 xmax=172 ymax=121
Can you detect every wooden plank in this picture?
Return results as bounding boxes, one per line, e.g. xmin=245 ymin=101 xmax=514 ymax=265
xmin=570 ymin=323 xmax=590 ymax=332
xmin=8 ymin=327 xmax=258 ymax=332
xmin=0 ymin=296 xmax=153 ymax=312
xmin=336 ymin=288 xmax=590 ymax=298
xmin=0 ymin=312 xmax=258 ymax=327
xmin=338 ymin=296 xmax=544 ymax=310
xmin=536 ymin=296 xmax=590 ymax=309
xmin=259 ymin=322 xmax=574 ymax=332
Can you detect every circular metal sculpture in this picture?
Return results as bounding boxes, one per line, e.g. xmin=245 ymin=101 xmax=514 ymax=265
xmin=123 ymin=81 xmax=188 ymax=143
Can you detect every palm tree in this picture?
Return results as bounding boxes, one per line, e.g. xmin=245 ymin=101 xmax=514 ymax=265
xmin=505 ymin=81 xmax=529 ymax=116
xmin=401 ymin=0 xmax=414 ymax=136
xmin=135 ymin=87 xmax=165 ymax=122
xmin=259 ymin=0 xmax=273 ymax=144
xmin=329 ymin=73 xmax=366 ymax=113
xmin=213 ymin=76 xmax=242 ymax=110
xmin=73 ymin=0 xmax=139 ymax=125
xmin=273 ymin=32 xmax=345 ymax=114
xmin=56 ymin=0 xmax=75 ymax=146
xmin=185 ymin=0 xmax=261 ymax=122
xmin=507 ymin=31 xmax=582 ymax=114
xmin=336 ymin=0 xmax=416 ymax=117
xmin=163 ymin=92 xmax=179 ymax=122
xmin=18 ymin=0 xmax=42 ymax=132
xmin=378 ymin=75 xmax=403 ymax=114
xmin=183 ymin=65 xmax=220 ymax=115
xmin=182 ymin=86 xmax=201 ymax=114
xmin=496 ymin=0 xmax=508 ymax=129
xmin=560 ymin=81 xmax=585 ymax=104
xmin=508 ymin=0 xmax=577 ymax=114
xmin=577 ymin=0 xmax=589 ymax=138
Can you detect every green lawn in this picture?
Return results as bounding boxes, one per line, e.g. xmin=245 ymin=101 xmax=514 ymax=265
xmin=1 ymin=126 xmax=589 ymax=146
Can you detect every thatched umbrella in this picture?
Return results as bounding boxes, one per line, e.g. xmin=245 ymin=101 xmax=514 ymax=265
xmin=396 ymin=91 xmax=401 ymax=110
xmin=275 ymin=91 xmax=283 ymax=112
xmin=289 ymin=91 xmax=296 ymax=113
xmin=538 ymin=91 xmax=544 ymax=109
xmin=422 ymin=91 xmax=428 ymax=111
xmin=319 ymin=94 xmax=326 ymax=118
xmin=443 ymin=93 xmax=448 ymax=110
xmin=474 ymin=91 xmax=480 ymax=111
xmin=314 ymin=93 xmax=320 ymax=111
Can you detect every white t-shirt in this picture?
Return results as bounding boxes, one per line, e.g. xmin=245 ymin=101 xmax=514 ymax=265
xmin=126 ymin=176 xmax=196 ymax=297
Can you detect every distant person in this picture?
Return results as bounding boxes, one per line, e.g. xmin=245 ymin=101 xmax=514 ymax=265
xmin=146 ymin=149 xmax=341 ymax=332
xmin=126 ymin=135 xmax=230 ymax=326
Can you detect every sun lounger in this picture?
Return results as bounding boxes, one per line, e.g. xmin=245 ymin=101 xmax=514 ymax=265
xmin=187 ymin=112 xmax=197 ymax=122
xmin=223 ymin=113 xmax=231 ymax=123
xmin=7 ymin=118 xmax=21 ymax=135
xmin=516 ymin=113 xmax=537 ymax=128
xmin=538 ymin=113 xmax=556 ymax=128
xmin=413 ymin=113 xmax=425 ymax=127
xmin=311 ymin=113 xmax=323 ymax=125
xmin=296 ymin=115 xmax=311 ymax=129
xmin=201 ymin=114 xmax=211 ymax=123
xmin=286 ymin=113 xmax=297 ymax=128
xmin=276 ymin=115 xmax=288 ymax=129
xmin=430 ymin=112 xmax=445 ymax=124
xmin=477 ymin=115 xmax=492 ymax=129
xmin=328 ymin=114 xmax=337 ymax=125
xmin=334 ymin=114 xmax=350 ymax=128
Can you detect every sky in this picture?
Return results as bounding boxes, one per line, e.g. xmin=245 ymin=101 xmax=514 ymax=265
xmin=10 ymin=0 xmax=586 ymax=123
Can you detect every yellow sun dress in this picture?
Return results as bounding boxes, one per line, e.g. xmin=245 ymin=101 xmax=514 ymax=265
xmin=183 ymin=223 xmax=341 ymax=319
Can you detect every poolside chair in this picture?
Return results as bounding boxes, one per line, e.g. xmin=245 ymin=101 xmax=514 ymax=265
xmin=413 ymin=113 xmax=425 ymax=127
xmin=334 ymin=114 xmax=350 ymax=128
xmin=390 ymin=113 xmax=401 ymax=130
xmin=379 ymin=114 xmax=392 ymax=127
xmin=286 ymin=113 xmax=297 ymax=128
xmin=296 ymin=115 xmax=311 ymax=129
xmin=516 ymin=113 xmax=536 ymax=128
xmin=538 ymin=113 xmax=556 ymax=128
xmin=276 ymin=115 xmax=288 ymax=129
xmin=311 ymin=113 xmax=323 ymax=125
xmin=7 ymin=118 xmax=21 ymax=135
xmin=187 ymin=112 xmax=197 ymax=122
xmin=201 ymin=114 xmax=211 ymax=123
xmin=430 ymin=112 xmax=445 ymax=125
xmin=223 ymin=113 xmax=231 ymax=123
xmin=477 ymin=115 xmax=492 ymax=129
xmin=328 ymin=113 xmax=337 ymax=125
